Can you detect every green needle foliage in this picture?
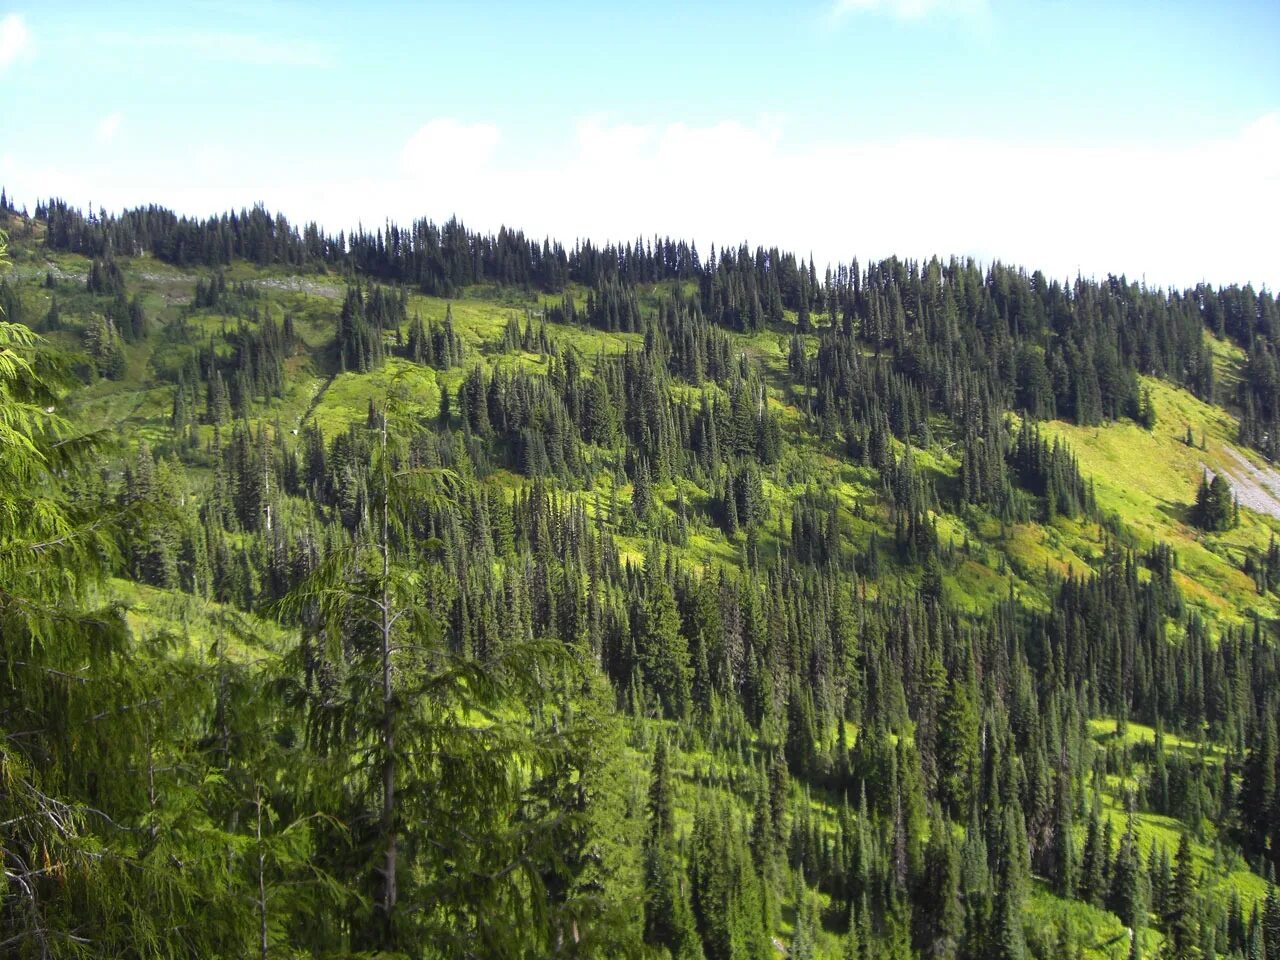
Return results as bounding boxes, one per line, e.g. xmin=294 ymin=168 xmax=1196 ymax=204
xmin=1 ymin=225 xmax=139 ymax=954
xmin=275 ymin=373 xmax=579 ymax=957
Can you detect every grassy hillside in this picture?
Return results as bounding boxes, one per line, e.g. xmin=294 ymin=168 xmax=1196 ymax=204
xmin=1046 ymin=372 xmax=1280 ymax=625
xmin=3 ymin=209 xmax=1276 ymax=960
xmin=15 ymin=234 xmax=1274 ymax=633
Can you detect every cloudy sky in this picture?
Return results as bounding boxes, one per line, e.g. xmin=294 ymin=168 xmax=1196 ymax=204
xmin=2 ymin=0 xmax=1277 ymax=288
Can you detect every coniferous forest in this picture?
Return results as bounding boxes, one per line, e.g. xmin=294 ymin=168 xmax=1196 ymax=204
xmin=1 ymin=194 xmax=1279 ymax=960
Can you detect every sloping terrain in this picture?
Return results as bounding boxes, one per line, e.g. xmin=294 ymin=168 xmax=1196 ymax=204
xmin=2 ymin=204 xmax=1277 ymax=960
xmin=1214 ymin=446 xmax=1280 ymax=521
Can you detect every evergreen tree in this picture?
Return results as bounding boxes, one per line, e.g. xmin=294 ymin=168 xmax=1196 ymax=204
xmin=644 ymin=737 xmax=704 ymax=959
xmin=938 ymin=668 xmax=979 ymax=819
xmin=279 ymin=383 xmax=559 ymax=955
xmin=636 ymin=544 xmax=692 ymax=719
xmin=1165 ymin=833 xmax=1200 ymax=960
xmin=1238 ymin=716 xmax=1277 ymax=868
xmin=1193 ymin=472 xmax=1237 ymax=531
xmin=0 ymin=233 xmax=266 ymax=955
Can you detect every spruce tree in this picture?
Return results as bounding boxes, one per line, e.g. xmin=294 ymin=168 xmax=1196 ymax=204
xmin=278 ymin=382 xmax=558 ymax=956
xmin=643 ymin=737 xmax=704 ymax=959
xmin=637 ymin=544 xmax=692 ymax=719
xmin=1166 ymin=833 xmax=1200 ymax=960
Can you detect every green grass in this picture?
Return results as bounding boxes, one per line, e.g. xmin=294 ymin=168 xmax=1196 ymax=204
xmin=1206 ymin=332 xmax=1246 ymax=397
xmin=1044 ymin=377 xmax=1280 ymax=625
xmin=112 ymin=578 xmax=290 ymax=662
xmin=1086 ymin=717 xmax=1214 ymax=754
xmin=1085 ymin=718 xmax=1268 ymax=908
xmin=48 ymin=250 xmax=1280 ymax=640
xmin=1026 ymin=884 xmax=1134 ymax=960
xmin=309 ymin=358 xmax=440 ymax=436
xmin=1095 ymin=792 xmax=1268 ymax=906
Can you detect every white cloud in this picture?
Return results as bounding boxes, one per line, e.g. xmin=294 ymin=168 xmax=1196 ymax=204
xmin=96 ymin=111 xmax=123 ymax=144
xmin=830 ymin=0 xmax=988 ymax=21
xmin=0 ymin=14 xmax=32 ymax=68
xmin=377 ymin=112 xmax=1279 ymax=290
xmin=400 ymin=119 xmax=501 ymax=180
xmin=4 ymin=112 xmax=1278 ymax=290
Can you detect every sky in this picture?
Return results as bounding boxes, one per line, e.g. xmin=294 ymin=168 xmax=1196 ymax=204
xmin=1 ymin=0 xmax=1278 ymax=289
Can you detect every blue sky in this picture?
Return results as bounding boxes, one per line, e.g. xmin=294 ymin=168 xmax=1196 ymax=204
xmin=2 ymin=0 xmax=1278 ymax=287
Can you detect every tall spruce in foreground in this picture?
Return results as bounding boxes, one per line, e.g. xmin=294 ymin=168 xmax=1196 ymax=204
xmin=278 ymin=374 xmax=565 ymax=957
xmin=0 ymin=231 xmax=245 ymax=955
xmin=0 ymin=229 xmax=140 ymax=953
xmin=0 ymin=233 xmax=78 ymax=945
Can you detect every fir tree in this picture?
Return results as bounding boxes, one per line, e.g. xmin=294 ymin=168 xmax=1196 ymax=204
xmin=1165 ymin=833 xmax=1200 ymax=960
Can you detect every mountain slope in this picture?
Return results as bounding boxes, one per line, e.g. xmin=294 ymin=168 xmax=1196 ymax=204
xmin=1 ymin=202 xmax=1277 ymax=960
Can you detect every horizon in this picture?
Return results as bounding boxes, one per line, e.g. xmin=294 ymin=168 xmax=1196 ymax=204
xmin=5 ymin=190 xmax=1273 ymax=297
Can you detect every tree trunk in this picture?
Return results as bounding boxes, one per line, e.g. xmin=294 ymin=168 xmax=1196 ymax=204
xmin=256 ymin=784 xmax=268 ymax=960
xmin=379 ymin=413 xmax=397 ymax=928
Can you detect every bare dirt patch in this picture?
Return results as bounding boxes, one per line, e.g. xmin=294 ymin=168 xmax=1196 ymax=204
xmin=1203 ymin=446 xmax=1280 ymax=521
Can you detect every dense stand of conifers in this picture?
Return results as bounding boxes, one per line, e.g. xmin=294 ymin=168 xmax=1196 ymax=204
xmin=1 ymin=195 xmax=1279 ymax=960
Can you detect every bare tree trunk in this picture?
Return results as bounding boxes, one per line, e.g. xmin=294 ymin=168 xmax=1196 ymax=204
xmin=263 ymin=448 xmax=272 ymax=533
xmin=379 ymin=412 xmax=397 ymax=927
xmin=256 ymin=784 xmax=268 ymax=960
xmin=146 ymin=732 xmax=158 ymax=845
xmin=216 ymin=627 xmax=230 ymax=769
